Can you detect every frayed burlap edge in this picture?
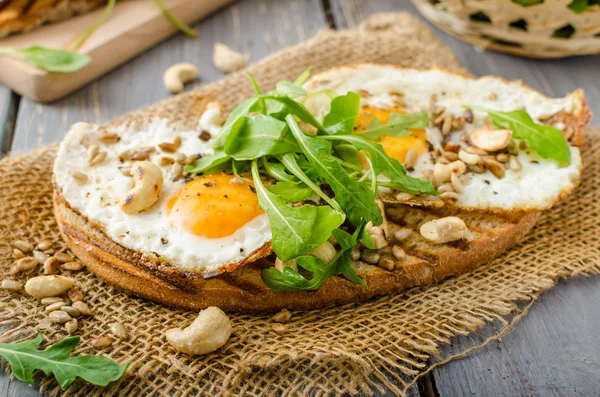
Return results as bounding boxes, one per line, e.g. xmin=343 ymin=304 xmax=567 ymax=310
xmin=0 ymin=13 xmax=598 ymax=397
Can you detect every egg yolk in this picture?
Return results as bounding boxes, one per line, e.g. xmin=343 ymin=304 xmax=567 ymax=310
xmin=355 ymin=105 xmax=428 ymax=163
xmin=167 ymin=173 xmax=263 ymax=239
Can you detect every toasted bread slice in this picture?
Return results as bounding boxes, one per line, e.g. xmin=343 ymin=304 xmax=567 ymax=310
xmin=54 ymin=187 xmax=538 ymax=313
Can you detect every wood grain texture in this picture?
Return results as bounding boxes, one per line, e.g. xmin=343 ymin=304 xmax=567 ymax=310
xmin=331 ymin=0 xmax=600 ymax=124
xmin=331 ymin=1 xmax=600 ymax=396
xmin=0 ymin=88 xmax=17 ymax=154
xmin=10 ymin=0 xmax=328 ymax=153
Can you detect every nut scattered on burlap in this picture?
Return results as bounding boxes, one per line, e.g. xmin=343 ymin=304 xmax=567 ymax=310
xmin=0 ymin=13 xmax=598 ymax=396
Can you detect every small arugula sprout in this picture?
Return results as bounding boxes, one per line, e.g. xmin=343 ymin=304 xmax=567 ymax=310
xmin=466 ymin=105 xmax=571 ymax=166
xmin=70 ymin=0 xmax=117 ymax=51
xmin=186 ymin=68 xmax=438 ymax=291
xmin=0 ymin=46 xmax=91 ymax=73
xmin=152 ymin=0 xmax=198 ymax=38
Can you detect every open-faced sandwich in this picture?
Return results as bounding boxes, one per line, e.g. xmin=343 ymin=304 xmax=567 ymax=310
xmin=0 ymin=0 xmax=106 ymax=38
xmin=53 ymin=64 xmax=591 ymax=312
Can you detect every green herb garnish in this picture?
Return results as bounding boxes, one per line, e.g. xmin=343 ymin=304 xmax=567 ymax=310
xmin=70 ymin=0 xmax=117 ymax=51
xmin=188 ymin=69 xmax=436 ymax=290
xmin=152 ymin=0 xmax=198 ymax=38
xmin=466 ymin=106 xmax=571 ymax=166
xmin=0 ymin=47 xmax=91 ymax=72
xmin=0 ymin=334 xmax=128 ymax=390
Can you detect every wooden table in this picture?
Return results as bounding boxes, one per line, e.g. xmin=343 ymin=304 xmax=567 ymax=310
xmin=1 ymin=0 xmax=599 ymax=395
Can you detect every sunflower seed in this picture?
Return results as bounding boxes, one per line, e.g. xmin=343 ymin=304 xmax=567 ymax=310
xmin=377 ymin=256 xmax=395 ymax=271
xmin=360 ymin=250 xmax=380 ymax=265
xmin=91 ymin=336 xmax=112 ymax=349
xmin=61 ymin=306 xmax=81 ymax=317
xmin=271 ymin=324 xmax=288 ymax=334
xmin=119 ymin=149 xmax=134 ymax=162
xmin=61 ymin=262 xmax=83 ymax=271
xmin=393 ymin=228 xmax=412 ymax=241
xmin=15 ymin=257 xmax=38 ymax=272
xmin=12 ymin=248 xmax=25 ymax=259
xmin=65 ymin=318 xmax=78 ymax=334
xmin=41 ymin=297 xmax=64 ymax=305
xmin=159 ymin=157 xmax=174 ymax=166
xmin=509 ymin=155 xmax=522 ymax=171
xmin=110 ymin=323 xmax=129 ymax=339
xmin=68 ymin=288 xmax=84 ymax=302
xmin=69 ymin=170 xmax=88 ymax=184
xmin=45 ymin=302 xmax=65 ymax=312
xmin=99 ymin=132 xmax=119 ymax=144
xmin=392 ymin=245 xmax=406 ymax=260
xmin=72 ymin=301 xmax=92 ymax=316
xmin=1 ymin=279 xmax=23 ymax=291
xmin=53 ymin=252 xmax=72 ymax=263
xmin=169 ymin=163 xmax=183 ymax=180
xmin=158 ymin=142 xmax=178 ymax=153
xmin=272 ymin=310 xmax=292 ymax=323
xmin=440 ymin=192 xmax=460 ymax=201
xmin=33 ymin=250 xmax=49 ymax=265
xmin=404 ymin=149 xmax=418 ymax=168
xmin=87 ymin=144 xmax=99 ymax=161
xmin=37 ymin=318 xmax=53 ymax=330
xmin=14 ymin=240 xmax=33 ymax=253
xmin=49 ymin=310 xmax=71 ymax=324
xmin=36 ymin=239 xmax=52 ymax=251
xmin=90 ymin=151 xmax=107 ymax=166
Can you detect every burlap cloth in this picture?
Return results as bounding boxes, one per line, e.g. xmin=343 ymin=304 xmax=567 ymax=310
xmin=0 ymin=13 xmax=598 ymax=396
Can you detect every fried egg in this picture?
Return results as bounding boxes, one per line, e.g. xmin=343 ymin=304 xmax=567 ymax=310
xmin=54 ymin=109 xmax=271 ymax=276
xmin=304 ymin=64 xmax=587 ymax=213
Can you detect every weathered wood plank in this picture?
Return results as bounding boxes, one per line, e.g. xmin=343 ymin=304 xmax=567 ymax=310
xmin=10 ymin=0 xmax=328 ymax=152
xmin=331 ymin=1 xmax=600 ymax=396
xmin=433 ymin=276 xmax=600 ymax=397
xmin=330 ymin=0 xmax=600 ymax=122
xmin=0 ymin=88 xmax=17 ymax=155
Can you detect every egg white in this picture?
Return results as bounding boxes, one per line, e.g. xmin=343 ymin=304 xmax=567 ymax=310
xmin=304 ymin=64 xmax=583 ymax=213
xmin=54 ymin=118 xmax=271 ymax=275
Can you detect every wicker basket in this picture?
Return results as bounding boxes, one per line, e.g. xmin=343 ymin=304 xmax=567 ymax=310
xmin=412 ymin=0 xmax=600 ymax=58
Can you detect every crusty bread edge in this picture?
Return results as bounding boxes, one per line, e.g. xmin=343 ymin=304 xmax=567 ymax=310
xmin=54 ymin=188 xmax=540 ymax=313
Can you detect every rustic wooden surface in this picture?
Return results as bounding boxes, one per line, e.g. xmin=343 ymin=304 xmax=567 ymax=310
xmin=1 ymin=0 xmax=599 ymax=396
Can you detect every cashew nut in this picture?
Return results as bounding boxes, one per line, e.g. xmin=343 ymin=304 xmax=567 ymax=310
xmin=419 ymin=216 xmax=474 ymax=244
xmin=310 ymin=241 xmax=337 ymax=263
xmin=469 ymin=125 xmax=512 ymax=152
xmin=120 ymin=161 xmax=163 ymax=214
xmin=213 ymin=43 xmax=249 ymax=73
xmin=433 ymin=160 xmax=467 ymax=184
xmin=25 ymin=275 xmax=74 ymax=298
xmin=166 ymin=307 xmax=232 ymax=356
xmin=163 ymin=63 xmax=199 ymax=94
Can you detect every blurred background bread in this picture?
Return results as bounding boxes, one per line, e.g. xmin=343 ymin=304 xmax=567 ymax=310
xmin=0 ymin=0 xmax=106 ymax=38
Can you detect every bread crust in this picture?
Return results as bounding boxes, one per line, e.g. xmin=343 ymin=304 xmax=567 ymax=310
xmin=54 ymin=188 xmax=539 ymax=313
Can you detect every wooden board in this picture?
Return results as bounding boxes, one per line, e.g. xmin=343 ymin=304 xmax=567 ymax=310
xmin=0 ymin=0 xmax=234 ymax=102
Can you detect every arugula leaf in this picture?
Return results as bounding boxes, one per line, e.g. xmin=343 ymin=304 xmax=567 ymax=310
xmin=286 ymin=115 xmax=382 ymax=226
xmin=261 ymin=158 xmax=299 ymax=183
xmin=320 ymin=134 xmax=437 ymax=195
xmin=268 ymin=181 xmax=313 ymax=203
xmin=70 ymin=0 xmax=116 ymax=51
xmin=293 ymin=67 xmax=312 ymax=86
xmin=251 ymin=160 xmax=344 ymax=261
xmin=356 ymin=112 xmax=429 ymax=141
xmin=0 ymin=334 xmax=127 ymax=390
xmin=360 ymin=225 xmax=375 ymax=249
xmin=0 ymin=47 xmax=91 ymax=73
xmin=276 ymin=81 xmax=307 ymax=98
xmin=261 ymin=227 xmax=364 ymax=291
xmin=323 ymin=92 xmax=361 ymax=135
xmin=185 ymin=149 xmax=230 ymax=174
xmin=467 ymin=106 xmax=571 ymax=166
xmin=511 ymin=0 xmax=543 ymax=6
xmin=332 ymin=228 xmax=364 ymax=286
xmin=280 ymin=153 xmax=341 ymax=211
xmin=152 ymin=0 xmax=198 ymax=38
xmin=223 ymin=114 xmax=299 ymax=160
